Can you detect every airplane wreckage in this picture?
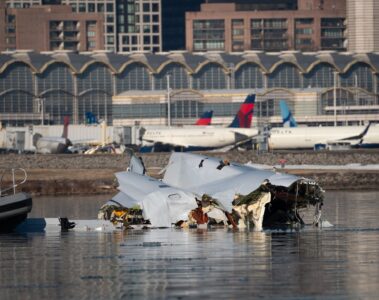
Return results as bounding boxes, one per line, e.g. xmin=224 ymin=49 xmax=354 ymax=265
xmin=98 ymin=152 xmax=325 ymax=231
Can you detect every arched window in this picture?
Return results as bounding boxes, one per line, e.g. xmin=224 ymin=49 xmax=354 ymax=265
xmin=0 ymin=90 xmax=34 ymax=114
xmin=154 ymin=63 xmax=189 ymax=90
xmin=0 ymin=62 xmax=33 ymax=92
xmin=303 ymin=63 xmax=335 ymax=88
xmin=235 ymin=63 xmax=264 ymax=89
xmin=77 ymin=63 xmax=113 ymax=94
xmin=37 ymin=63 xmax=73 ymax=94
xmin=116 ymin=62 xmax=151 ymax=92
xmin=340 ymin=63 xmax=374 ymax=92
xmin=267 ymin=63 xmax=301 ymax=89
xmin=192 ymin=63 xmax=227 ymax=90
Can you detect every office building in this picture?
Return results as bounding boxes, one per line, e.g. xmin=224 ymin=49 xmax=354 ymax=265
xmin=0 ymin=3 xmax=104 ymax=52
xmin=186 ymin=0 xmax=346 ymax=52
xmin=5 ymin=0 xmax=162 ymax=52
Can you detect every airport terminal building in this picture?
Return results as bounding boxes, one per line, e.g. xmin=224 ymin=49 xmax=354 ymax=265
xmin=0 ymin=50 xmax=378 ymax=128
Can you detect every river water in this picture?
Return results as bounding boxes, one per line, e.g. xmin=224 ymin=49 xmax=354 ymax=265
xmin=1 ymin=191 xmax=379 ymax=299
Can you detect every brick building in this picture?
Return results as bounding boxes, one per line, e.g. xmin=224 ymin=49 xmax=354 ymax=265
xmin=0 ymin=3 xmax=104 ymax=52
xmin=186 ymin=0 xmax=346 ymax=52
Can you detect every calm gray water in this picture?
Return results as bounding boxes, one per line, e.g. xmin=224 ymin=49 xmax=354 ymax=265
xmin=1 ymin=191 xmax=379 ymax=300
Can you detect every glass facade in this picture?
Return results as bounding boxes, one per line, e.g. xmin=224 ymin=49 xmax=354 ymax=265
xmin=1 ymin=53 xmax=378 ymax=126
xmin=193 ymin=20 xmax=225 ymax=51
xmin=250 ymin=18 xmax=288 ymax=51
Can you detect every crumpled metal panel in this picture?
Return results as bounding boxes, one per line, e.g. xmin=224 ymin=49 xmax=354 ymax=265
xmin=112 ymin=171 xmax=197 ymax=227
xmin=163 ymin=153 xmax=304 ymax=212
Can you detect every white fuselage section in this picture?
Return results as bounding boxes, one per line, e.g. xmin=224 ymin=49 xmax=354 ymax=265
xmin=35 ymin=137 xmax=70 ymax=154
xmin=268 ymin=124 xmax=379 ymax=150
xmin=142 ymin=126 xmax=259 ymax=149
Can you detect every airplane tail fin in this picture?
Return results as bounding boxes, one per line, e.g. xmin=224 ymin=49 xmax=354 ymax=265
xmin=32 ymin=133 xmax=42 ymax=147
xmin=279 ymin=100 xmax=297 ymax=127
xmin=195 ymin=110 xmax=213 ymax=125
xmin=62 ymin=116 xmax=70 ymax=138
xmin=125 ymin=148 xmax=146 ymax=175
xmin=228 ymin=94 xmax=256 ymax=128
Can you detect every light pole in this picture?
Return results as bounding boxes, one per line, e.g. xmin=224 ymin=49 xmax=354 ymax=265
xmin=166 ymin=74 xmax=172 ymax=127
xmin=36 ymin=97 xmax=45 ymax=125
xmin=333 ymin=71 xmax=338 ymax=126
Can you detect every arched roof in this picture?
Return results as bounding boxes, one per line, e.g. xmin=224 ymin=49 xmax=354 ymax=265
xmin=1 ymin=50 xmax=379 ymax=75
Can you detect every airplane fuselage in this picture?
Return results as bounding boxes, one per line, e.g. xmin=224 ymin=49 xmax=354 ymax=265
xmin=268 ymin=125 xmax=379 ymax=150
xmin=35 ymin=137 xmax=70 ymax=154
xmin=142 ymin=127 xmax=259 ymax=150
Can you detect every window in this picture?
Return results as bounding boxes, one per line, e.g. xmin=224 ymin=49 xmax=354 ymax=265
xmin=107 ymin=25 xmax=114 ymax=33
xmin=152 ymin=14 xmax=159 ymax=23
xmin=79 ymin=3 xmax=86 ymax=12
xmin=88 ymin=3 xmax=95 ymax=12
xmin=143 ymin=25 xmax=150 ymax=33
xmin=152 ymin=3 xmax=159 ymax=12
xmin=106 ymin=3 xmax=114 ymax=12
xmin=143 ymin=15 xmax=150 ymax=22
xmin=295 ymin=18 xmax=313 ymax=25
xmin=97 ymin=3 xmax=104 ymax=12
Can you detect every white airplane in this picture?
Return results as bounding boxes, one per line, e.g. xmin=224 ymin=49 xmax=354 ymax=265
xmin=268 ymin=101 xmax=379 ymax=150
xmin=33 ymin=116 xmax=72 ymax=154
xmin=268 ymin=122 xmax=379 ymax=150
xmin=99 ymin=152 xmax=324 ymax=230
xmin=140 ymin=94 xmax=259 ymax=152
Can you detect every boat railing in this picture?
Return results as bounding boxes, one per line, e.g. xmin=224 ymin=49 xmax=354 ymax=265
xmin=0 ymin=168 xmax=28 ymax=197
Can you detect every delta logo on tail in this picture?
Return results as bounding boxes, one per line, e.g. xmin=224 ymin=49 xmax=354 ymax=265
xmin=279 ymin=100 xmax=297 ymax=127
xmin=195 ymin=110 xmax=213 ymax=125
xmin=229 ymin=94 xmax=255 ymax=128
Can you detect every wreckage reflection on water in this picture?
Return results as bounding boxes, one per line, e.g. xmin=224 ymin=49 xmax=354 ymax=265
xmin=2 ymin=191 xmax=379 ymax=299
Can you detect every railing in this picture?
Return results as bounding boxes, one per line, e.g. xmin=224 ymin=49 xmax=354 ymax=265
xmin=0 ymin=168 xmax=27 ymax=197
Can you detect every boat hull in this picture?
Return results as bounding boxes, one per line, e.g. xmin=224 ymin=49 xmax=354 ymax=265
xmin=0 ymin=192 xmax=32 ymax=233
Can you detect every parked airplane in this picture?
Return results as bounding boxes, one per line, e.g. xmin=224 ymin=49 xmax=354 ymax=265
xmin=268 ymin=122 xmax=379 ymax=150
xmin=279 ymin=100 xmax=297 ymax=127
xmin=33 ymin=116 xmax=72 ymax=154
xmin=140 ymin=94 xmax=258 ymax=152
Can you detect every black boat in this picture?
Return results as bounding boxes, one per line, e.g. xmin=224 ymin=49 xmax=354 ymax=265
xmin=0 ymin=168 xmax=32 ymax=233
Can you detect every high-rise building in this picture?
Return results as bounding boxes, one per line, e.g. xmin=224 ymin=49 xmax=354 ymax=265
xmin=5 ymin=0 xmax=162 ymax=52
xmin=347 ymin=0 xmax=379 ymax=53
xmin=186 ymin=0 xmax=346 ymax=52
xmin=117 ymin=0 xmax=161 ymax=52
xmin=0 ymin=3 xmax=104 ymax=52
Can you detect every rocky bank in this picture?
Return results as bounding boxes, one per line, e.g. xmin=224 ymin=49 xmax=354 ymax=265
xmin=1 ymin=150 xmax=379 ymax=195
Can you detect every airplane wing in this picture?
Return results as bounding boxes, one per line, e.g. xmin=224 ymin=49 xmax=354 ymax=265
xmin=339 ymin=123 xmax=371 ymax=142
xmin=315 ymin=123 xmax=371 ymax=149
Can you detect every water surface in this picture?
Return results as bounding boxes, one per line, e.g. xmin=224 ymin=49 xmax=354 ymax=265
xmin=1 ymin=191 xmax=379 ymax=299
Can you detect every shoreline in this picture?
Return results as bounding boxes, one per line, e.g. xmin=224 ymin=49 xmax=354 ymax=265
xmin=2 ymin=150 xmax=379 ymax=195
